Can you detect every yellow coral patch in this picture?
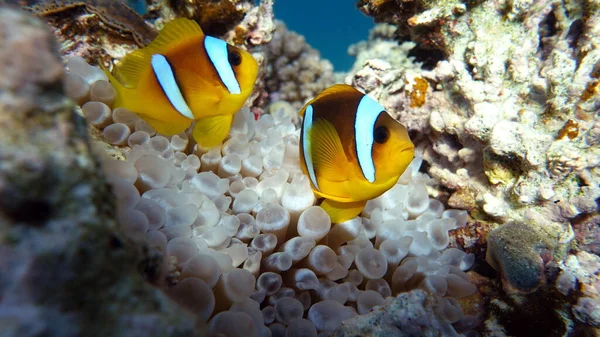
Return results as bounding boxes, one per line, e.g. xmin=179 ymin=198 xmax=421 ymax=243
xmin=405 ymin=77 xmax=429 ymax=108
xmin=556 ymin=119 xmax=579 ymax=140
xmin=581 ymin=80 xmax=598 ymax=101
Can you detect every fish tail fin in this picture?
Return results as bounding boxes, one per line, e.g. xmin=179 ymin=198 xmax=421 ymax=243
xmin=320 ymin=199 xmax=366 ymax=224
xmin=192 ymin=114 xmax=234 ymax=148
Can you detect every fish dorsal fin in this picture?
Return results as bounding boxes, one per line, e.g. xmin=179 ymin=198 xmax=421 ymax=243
xmin=320 ymin=199 xmax=367 ymax=223
xmin=299 ymin=84 xmax=360 ymax=118
xmin=143 ymin=18 xmax=204 ymax=55
xmin=112 ymin=18 xmax=204 ymax=88
xmin=307 ymin=118 xmax=349 ymax=183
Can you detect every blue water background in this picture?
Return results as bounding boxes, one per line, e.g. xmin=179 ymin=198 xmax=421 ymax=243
xmin=127 ymin=0 xmax=147 ymax=15
xmin=273 ymin=1 xmax=374 ymax=72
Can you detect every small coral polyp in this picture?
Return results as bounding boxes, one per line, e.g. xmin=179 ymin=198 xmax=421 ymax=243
xmin=66 ymin=55 xmax=477 ymax=336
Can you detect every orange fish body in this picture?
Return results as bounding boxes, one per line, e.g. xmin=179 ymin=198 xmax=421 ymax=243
xmin=299 ymin=84 xmax=415 ymax=223
xmin=103 ymin=18 xmax=258 ymax=148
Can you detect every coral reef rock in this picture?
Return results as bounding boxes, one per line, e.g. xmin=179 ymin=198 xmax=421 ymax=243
xmin=558 ymin=251 xmax=600 ymax=329
xmin=222 ymin=0 xmax=275 ymax=48
xmin=14 ymin=0 xmax=158 ymax=63
xmin=150 ymin=0 xmax=254 ymax=37
xmin=351 ymin=0 xmax=600 ymax=230
xmin=352 ymin=0 xmax=600 ymax=335
xmin=265 ymin=21 xmax=335 ymax=110
xmin=0 ymin=6 xmax=202 ymax=337
xmin=332 ymin=289 xmax=473 ymax=337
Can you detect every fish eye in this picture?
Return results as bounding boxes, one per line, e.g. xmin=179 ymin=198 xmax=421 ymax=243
xmin=374 ymin=126 xmax=389 ymax=144
xmin=228 ymin=51 xmax=242 ymax=66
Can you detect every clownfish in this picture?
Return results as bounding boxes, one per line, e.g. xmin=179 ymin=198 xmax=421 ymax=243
xmin=299 ymin=84 xmax=415 ymax=223
xmin=102 ymin=18 xmax=258 ymax=148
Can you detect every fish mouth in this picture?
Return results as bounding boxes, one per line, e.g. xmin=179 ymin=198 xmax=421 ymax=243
xmin=394 ymin=144 xmax=415 ymax=156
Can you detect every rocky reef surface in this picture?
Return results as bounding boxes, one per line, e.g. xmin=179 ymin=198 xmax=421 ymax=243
xmin=351 ymin=0 xmax=600 ymax=335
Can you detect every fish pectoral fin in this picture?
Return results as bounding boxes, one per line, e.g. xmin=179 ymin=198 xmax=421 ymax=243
xmin=184 ymin=84 xmax=223 ymax=113
xmin=144 ymin=18 xmax=204 ymax=55
xmin=308 ymin=118 xmax=349 ymax=182
xmin=112 ymin=51 xmax=150 ymax=88
xmin=192 ymin=114 xmax=233 ymax=148
xmin=320 ymin=199 xmax=367 ymax=224
xmin=143 ymin=115 xmax=191 ymax=136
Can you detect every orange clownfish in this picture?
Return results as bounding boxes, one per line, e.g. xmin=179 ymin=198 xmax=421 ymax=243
xmin=299 ymin=84 xmax=415 ymax=223
xmin=102 ymin=18 xmax=258 ymax=148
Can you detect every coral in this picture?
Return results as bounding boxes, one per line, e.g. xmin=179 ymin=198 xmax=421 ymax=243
xmin=350 ymin=0 xmax=600 ymax=253
xmin=222 ymin=0 xmax=276 ymax=112
xmin=223 ymin=0 xmax=275 ymax=48
xmin=557 ymin=251 xmax=600 ymax=329
xmin=149 ymin=0 xmax=254 ymax=37
xmin=0 ymin=6 xmax=201 ymax=337
xmin=355 ymin=0 xmax=600 ymax=215
xmin=332 ymin=289 xmax=472 ymax=337
xmin=356 ymin=0 xmax=458 ymax=68
xmin=264 ymin=21 xmax=335 ymax=110
xmin=572 ymin=213 xmax=600 ymax=255
xmin=14 ymin=0 xmax=157 ymax=63
xmin=346 ymin=23 xmax=421 ymax=82
xmin=351 ymin=0 xmax=600 ymax=223
xmin=351 ymin=0 xmax=600 ymax=334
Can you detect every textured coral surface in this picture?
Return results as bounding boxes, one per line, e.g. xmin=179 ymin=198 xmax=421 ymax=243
xmin=264 ymin=21 xmax=335 ymax=110
xmin=351 ymin=0 xmax=600 ymax=335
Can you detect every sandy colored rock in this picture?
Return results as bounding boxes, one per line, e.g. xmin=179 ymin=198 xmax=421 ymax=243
xmin=332 ymin=289 xmax=466 ymax=337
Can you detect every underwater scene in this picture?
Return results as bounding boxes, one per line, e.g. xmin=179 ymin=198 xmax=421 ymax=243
xmin=0 ymin=1 xmax=598 ymax=337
